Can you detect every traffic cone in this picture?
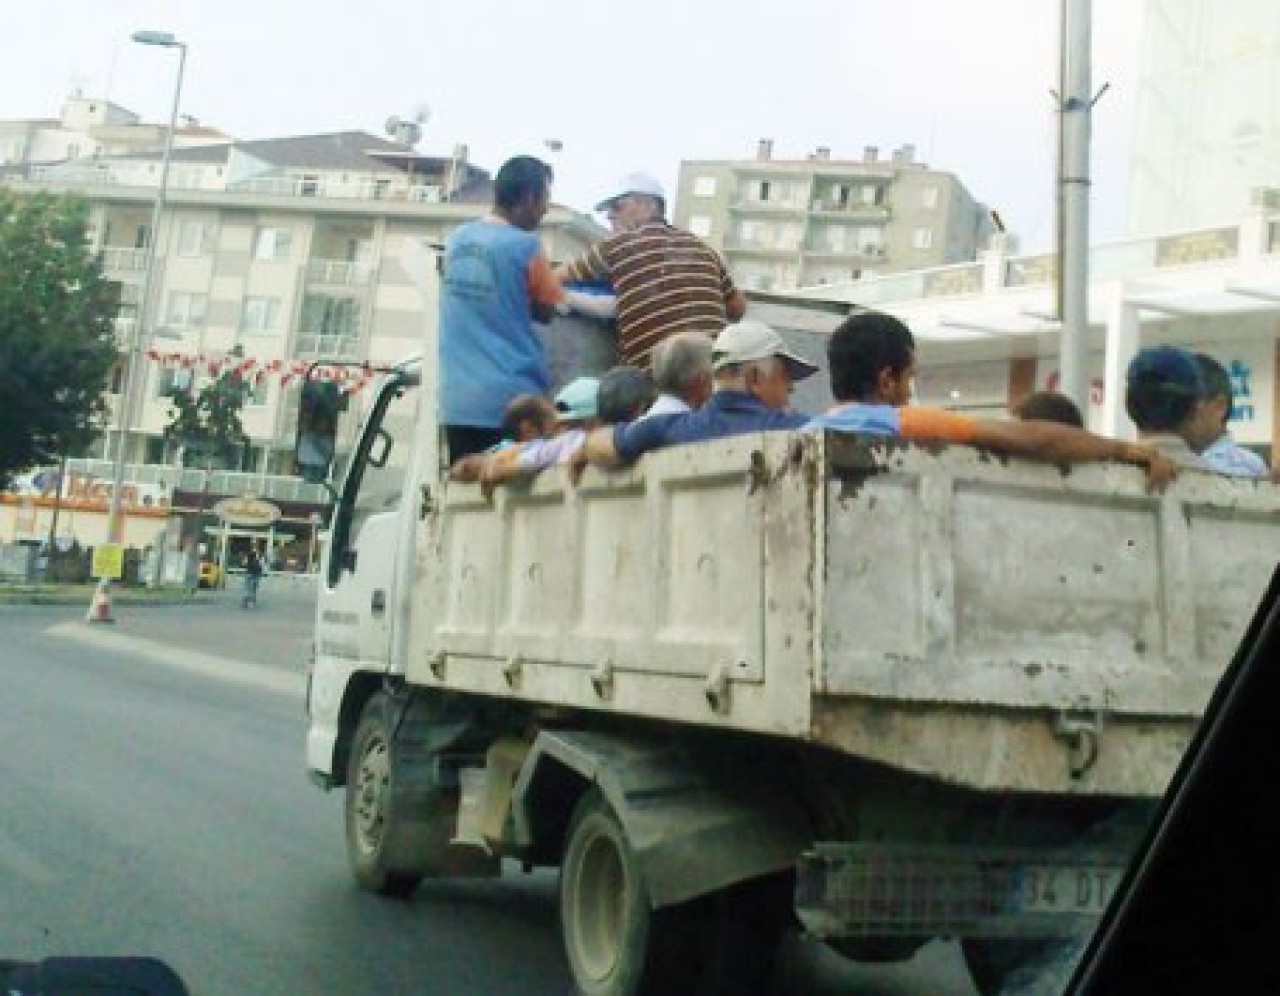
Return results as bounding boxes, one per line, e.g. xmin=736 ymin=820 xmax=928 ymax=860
xmin=86 ymin=579 xmax=117 ymax=625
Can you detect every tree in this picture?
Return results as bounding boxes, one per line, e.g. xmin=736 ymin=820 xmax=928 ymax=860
xmin=162 ymin=366 xmax=252 ymax=470
xmin=0 ymin=191 xmax=119 ymax=488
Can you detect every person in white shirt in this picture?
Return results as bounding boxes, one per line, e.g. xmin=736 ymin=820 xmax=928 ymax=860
xmin=1193 ymin=353 xmax=1269 ymax=478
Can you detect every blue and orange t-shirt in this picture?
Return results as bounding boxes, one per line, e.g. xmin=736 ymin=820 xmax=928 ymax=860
xmin=439 ymin=218 xmax=564 ymax=428
xmin=805 ymin=402 xmax=979 ymax=444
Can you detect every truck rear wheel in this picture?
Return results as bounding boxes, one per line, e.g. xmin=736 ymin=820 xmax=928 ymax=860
xmin=561 ymin=788 xmax=661 ymax=995
xmin=560 ymin=788 xmax=789 ymax=995
xmin=345 ymin=692 xmax=423 ymax=899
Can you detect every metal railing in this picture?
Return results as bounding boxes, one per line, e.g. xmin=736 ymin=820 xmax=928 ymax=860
xmin=305 ymin=259 xmax=376 ymax=286
xmin=64 ymin=458 xmax=328 ymax=504
xmin=293 ymin=333 xmax=363 ymax=360
xmin=231 ymin=175 xmax=443 ymax=203
xmin=100 ymin=247 xmax=148 ymax=273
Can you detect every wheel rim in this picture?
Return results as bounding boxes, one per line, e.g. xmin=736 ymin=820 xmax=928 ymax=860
xmin=569 ymin=824 xmax=628 ymax=983
xmin=353 ymin=735 xmax=391 ymax=857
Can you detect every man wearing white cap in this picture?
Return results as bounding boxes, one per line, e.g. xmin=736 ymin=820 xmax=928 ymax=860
xmin=576 ymin=320 xmax=815 ymax=469
xmin=557 ymin=172 xmax=746 ymax=370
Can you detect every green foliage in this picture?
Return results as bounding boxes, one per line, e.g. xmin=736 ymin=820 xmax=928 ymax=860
xmin=0 ymin=190 xmax=119 ymax=487
xmin=163 ymin=367 xmax=251 ymax=470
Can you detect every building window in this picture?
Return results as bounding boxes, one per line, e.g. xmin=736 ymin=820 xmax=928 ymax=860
xmin=756 ymin=180 xmax=772 ymax=203
xmin=825 ymin=225 xmax=848 ymax=252
xmin=165 ymin=292 xmax=207 ymax=327
xmin=155 ymin=366 xmax=193 ymax=399
xmin=254 ymin=227 xmax=294 ymax=261
xmin=297 ymin=295 xmax=362 ymax=358
xmin=248 ymin=376 xmax=270 ymax=406
xmin=921 ymin=186 xmax=939 ymax=209
xmin=177 ymin=220 xmax=215 ymax=256
xmin=693 ymin=176 xmax=717 ymax=198
xmin=912 ymin=228 xmax=934 ymax=250
xmin=241 ymin=297 xmax=281 ymax=334
xmin=861 ymin=185 xmax=881 ymax=206
xmin=689 ymin=215 xmax=713 ymax=237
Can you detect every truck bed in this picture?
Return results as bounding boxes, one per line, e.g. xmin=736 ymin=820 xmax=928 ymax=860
xmin=409 ymin=431 xmax=1280 ymax=796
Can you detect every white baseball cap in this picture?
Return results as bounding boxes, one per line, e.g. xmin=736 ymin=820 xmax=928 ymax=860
xmin=712 ymin=321 xmax=819 ymax=380
xmin=594 ymin=172 xmax=667 ymax=212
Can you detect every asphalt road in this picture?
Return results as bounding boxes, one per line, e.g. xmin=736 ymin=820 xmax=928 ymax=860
xmin=0 ymin=585 xmax=982 ymax=995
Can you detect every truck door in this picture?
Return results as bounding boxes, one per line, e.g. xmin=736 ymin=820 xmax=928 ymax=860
xmin=315 ymin=375 xmax=421 ymax=676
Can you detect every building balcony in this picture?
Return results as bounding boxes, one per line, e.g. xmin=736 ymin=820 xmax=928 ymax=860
xmin=808 ymin=202 xmax=892 ymax=221
xmin=232 ymin=175 xmax=443 ymax=203
xmin=723 ymin=236 xmax=801 ymax=254
xmin=305 ymin=259 xmax=376 ymax=286
xmin=100 ymin=246 xmax=147 ymax=274
xmin=729 ymin=198 xmax=806 ymax=214
xmin=64 ymin=457 xmax=329 ymax=505
xmin=293 ymin=332 xmax=363 ymax=361
xmin=803 ymin=242 xmax=888 ymax=260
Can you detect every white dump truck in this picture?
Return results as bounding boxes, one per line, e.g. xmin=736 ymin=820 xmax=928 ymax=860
xmin=297 ymin=341 xmax=1280 ymax=995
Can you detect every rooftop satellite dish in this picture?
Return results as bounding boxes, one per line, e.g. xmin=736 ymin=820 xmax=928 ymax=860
xmin=385 ymin=114 xmax=422 ymax=148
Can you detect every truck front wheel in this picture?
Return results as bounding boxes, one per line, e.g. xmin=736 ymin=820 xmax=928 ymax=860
xmin=345 ymin=692 xmax=423 ymax=899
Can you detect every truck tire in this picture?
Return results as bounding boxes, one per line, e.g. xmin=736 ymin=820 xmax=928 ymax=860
xmin=560 ymin=789 xmax=789 ymax=996
xmin=345 ymin=692 xmax=423 ymax=899
xmin=561 ymin=788 xmax=664 ymax=995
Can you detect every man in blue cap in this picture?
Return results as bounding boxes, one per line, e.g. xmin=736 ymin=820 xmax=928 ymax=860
xmin=1124 ymin=346 xmax=1212 ymax=470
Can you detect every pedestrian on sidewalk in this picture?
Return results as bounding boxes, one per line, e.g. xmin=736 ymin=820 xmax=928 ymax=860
xmin=242 ymin=546 xmax=264 ymax=609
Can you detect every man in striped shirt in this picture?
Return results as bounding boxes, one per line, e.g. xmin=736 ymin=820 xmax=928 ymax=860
xmin=557 ymin=173 xmax=746 ymax=368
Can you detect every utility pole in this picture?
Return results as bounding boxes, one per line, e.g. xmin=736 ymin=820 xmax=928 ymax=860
xmin=105 ymin=31 xmax=187 ymax=545
xmin=1055 ymin=0 xmax=1099 ymax=412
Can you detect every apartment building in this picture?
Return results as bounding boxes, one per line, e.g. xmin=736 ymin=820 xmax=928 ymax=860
xmin=0 ymin=101 xmax=603 ymax=552
xmin=3 ymin=108 xmax=602 ymax=478
xmin=673 ymin=139 xmax=992 ymax=292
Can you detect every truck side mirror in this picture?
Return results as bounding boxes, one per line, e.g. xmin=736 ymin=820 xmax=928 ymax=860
xmin=294 ymin=379 xmax=344 ymax=483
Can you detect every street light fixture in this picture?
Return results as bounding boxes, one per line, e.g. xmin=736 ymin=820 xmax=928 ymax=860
xmin=105 ymin=29 xmax=187 ymax=545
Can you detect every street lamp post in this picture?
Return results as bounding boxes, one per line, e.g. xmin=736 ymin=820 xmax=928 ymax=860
xmin=104 ymin=29 xmax=187 ymax=545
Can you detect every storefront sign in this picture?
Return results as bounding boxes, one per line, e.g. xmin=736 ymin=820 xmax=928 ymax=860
xmin=212 ymin=497 xmax=282 ymax=528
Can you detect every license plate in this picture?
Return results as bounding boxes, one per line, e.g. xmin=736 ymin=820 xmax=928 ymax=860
xmin=1016 ymin=864 xmax=1123 ymax=915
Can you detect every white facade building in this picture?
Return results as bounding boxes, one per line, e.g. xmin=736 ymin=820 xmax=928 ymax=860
xmin=1128 ymin=0 xmax=1280 ymax=234
xmin=764 ymin=206 xmax=1280 ymax=458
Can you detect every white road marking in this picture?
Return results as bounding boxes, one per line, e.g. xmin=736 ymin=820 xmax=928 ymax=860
xmin=46 ymin=622 xmax=301 ymax=699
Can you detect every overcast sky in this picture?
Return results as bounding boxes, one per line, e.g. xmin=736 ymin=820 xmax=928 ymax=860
xmin=3 ymin=0 xmax=1146 ymax=251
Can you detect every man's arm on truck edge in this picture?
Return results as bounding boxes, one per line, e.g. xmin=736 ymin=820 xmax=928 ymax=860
xmin=896 ymin=408 xmax=1181 ymax=492
xmin=568 ymin=416 xmax=685 ymax=483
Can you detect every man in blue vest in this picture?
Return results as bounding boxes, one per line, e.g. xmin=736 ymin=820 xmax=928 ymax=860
xmin=439 ymin=155 xmax=565 ymax=460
